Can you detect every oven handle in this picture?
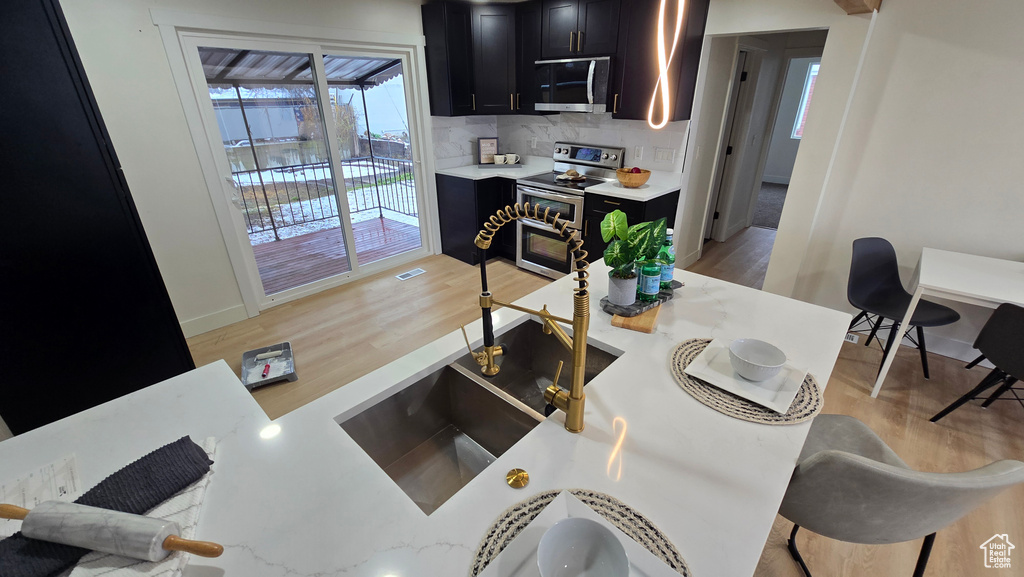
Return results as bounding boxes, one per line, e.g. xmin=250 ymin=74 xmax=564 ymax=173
xmin=520 ymin=217 xmax=564 ymax=232
xmin=517 ymin=185 xmax=584 ymax=204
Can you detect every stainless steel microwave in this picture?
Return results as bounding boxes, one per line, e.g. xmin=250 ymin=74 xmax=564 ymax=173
xmin=534 ymin=57 xmax=611 ymax=113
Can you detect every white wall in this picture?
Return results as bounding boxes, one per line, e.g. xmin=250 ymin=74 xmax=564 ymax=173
xmin=763 ymin=56 xmax=820 ymax=184
xmin=58 ymin=0 xmax=426 ymax=336
xmin=778 ymin=0 xmax=1024 ymax=356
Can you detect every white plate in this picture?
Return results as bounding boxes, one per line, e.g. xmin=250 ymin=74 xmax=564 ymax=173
xmin=478 ymin=491 xmax=682 ymax=577
xmin=683 ymin=339 xmax=807 ymax=413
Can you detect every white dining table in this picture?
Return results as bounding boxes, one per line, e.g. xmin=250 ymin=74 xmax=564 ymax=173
xmin=871 ymin=248 xmax=1024 ymax=397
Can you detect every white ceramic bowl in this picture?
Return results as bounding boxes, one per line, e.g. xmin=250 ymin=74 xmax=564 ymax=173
xmin=537 ymin=517 xmax=629 ymax=577
xmin=728 ymin=339 xmax=787 ymax=382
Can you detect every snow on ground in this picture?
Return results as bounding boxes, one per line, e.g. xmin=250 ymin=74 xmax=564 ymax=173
xmin=232 ymin=160 xmax=400 ymax=186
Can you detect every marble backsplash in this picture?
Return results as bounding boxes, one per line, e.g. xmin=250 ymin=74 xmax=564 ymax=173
xmin=429 ymin=113 xmax=689 ymax=173
xmin=498 ymin=113 xmax=690 ymax=172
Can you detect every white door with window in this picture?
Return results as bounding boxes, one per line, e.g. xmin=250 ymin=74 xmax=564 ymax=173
xmin=161 ymin=24 xmax=436 ymax=313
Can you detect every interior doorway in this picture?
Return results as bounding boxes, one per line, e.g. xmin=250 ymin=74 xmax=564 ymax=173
xmin=690 ymin=30 xmax=827 ymax=289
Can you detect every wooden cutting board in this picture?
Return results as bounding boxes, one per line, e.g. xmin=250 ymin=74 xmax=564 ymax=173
xmin=611 ymin=303 xmax=661 ymax=333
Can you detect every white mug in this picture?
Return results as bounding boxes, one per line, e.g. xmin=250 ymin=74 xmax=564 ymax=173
xmin=492 ymin=154 xmax=507 ymax=164
xmin=504 ymin=153 xmax=521 ymax=164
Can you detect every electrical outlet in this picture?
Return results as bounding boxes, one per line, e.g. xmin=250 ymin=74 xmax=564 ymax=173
xmin=654 ymin=147 xmax=675 ymax=163
xmin=530 ymin=136 xmax=538 ymax=148
xmin=634 ymin=146 xmax=643 ymax=160
xmin=844 ymin=333 xmax=860 ymax=344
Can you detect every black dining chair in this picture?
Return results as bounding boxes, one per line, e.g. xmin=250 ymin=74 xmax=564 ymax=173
xmin=847 ymin=238 xmax=960 ymax=379
xmin=931 ymin=303 xmax=1024 ymax=422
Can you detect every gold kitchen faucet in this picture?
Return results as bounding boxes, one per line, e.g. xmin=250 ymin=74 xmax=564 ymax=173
xmin=463 ymin=203 xmax=590 ymax=433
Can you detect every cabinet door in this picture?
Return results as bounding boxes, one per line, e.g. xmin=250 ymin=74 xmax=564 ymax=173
xmin=423 ymin=2 xmax=475 ymax=116
xmin=516 ymin=1 xmax=544 ymax=114
xmin=436 ymin=175 xmax=479 ymax=265
xmin=498 ymin=179 xmax=518 ymax=259
xmin=541 ymin=0 xmax=579 ymax=58
xmin=472 ymin=4 xmax=517 ymax=115
xmin=611 ymin=0 xmax=707 ymax=121
xmin=576 ymin=0 xmax=620 ymax=56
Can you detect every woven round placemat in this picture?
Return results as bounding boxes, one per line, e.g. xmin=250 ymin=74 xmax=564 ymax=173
xmin=470 ymin=489 xmax=690 ymax=576
xmin=670 ymin=338 xmax=822 ymax=424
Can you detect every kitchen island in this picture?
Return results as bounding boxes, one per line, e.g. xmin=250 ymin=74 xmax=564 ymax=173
xmin=0 ymin=262 xmax=850 ymax=576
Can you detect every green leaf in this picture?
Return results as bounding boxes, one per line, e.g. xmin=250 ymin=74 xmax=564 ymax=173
xmin=603 ymin=239 xmax=633 ymax=269
xmin=645 ymin=218 xmax=667 ymax=260
xmin=600 ymin=210 xmax=628 ymax=242
xmin=626 ymin=223 xmax=655 ymax=262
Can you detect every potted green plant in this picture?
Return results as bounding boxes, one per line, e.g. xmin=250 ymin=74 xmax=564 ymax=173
xmin=600 ymin=210 xmax=667 ymax=306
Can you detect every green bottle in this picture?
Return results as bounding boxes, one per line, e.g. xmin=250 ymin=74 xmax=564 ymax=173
xmin=638 ymin=260 xmax=661 ymax=302
xmin=658 ymin=228 xmax=676 ymax=289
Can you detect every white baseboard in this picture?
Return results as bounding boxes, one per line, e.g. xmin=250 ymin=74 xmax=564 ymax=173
xmin=180 ymin=304 xmax=249 ymax=338
xmin=761 ymin=175 xmax=790 ymax=185
xmin=852 ymin=327 xmax=992 ymax=368
xmin=678 ymin=248 xmax=701 ymax=269
xmin=0 ymin=416 xmax=12 ymax=441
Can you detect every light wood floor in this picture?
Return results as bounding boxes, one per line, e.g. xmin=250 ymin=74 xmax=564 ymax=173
xmin=187 ymin=254 xmax=550 ymax=419
xmin=187 ymin=252 xmax=1023 ymax=576
xmin=687 ymin=226 xmax=777 ymax=289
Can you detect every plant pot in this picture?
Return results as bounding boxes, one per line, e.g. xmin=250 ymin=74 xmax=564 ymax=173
xmin=607 ymin=273 xmax=638 ymax=306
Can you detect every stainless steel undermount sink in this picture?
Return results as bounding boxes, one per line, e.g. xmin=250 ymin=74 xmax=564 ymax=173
xmin=454 ymin=319 xmax=622 ymax=414
xmin=337 ymin=318 xmax=621 ymax=515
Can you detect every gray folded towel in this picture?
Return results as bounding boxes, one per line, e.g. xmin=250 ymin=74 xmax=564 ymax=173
xmin=0 ymin=436 xmax=214 ymax=577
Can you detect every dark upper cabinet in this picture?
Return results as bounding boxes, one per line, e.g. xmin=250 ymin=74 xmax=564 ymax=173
xmin=423 ymin=2 xmax=476 ymax=116
xmin=1 ymin=0 xmax=195 ymax=434
xmin=611 ymin=0 xmax=708 ymax=121
xmin=541 ymin=0 xmax=620 ymax=58
xmin=516 ymin=1 xmax=544 ymax=114
xmin=472 ymin=4 xmax=517 ymax=115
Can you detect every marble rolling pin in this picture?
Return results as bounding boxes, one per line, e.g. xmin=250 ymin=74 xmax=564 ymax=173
xmin=0 ymin=501 xmax=223 ymax=561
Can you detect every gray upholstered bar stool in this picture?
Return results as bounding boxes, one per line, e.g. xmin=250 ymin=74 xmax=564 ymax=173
xmin=779 ymin=414 xmax=1024 ymax=576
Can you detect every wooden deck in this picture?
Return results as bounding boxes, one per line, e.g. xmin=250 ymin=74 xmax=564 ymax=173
xmin=252 ymin=217 xmax=421 ymax=294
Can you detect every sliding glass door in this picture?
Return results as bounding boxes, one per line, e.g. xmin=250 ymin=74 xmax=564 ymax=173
xmin=189 ymin=39 xmax=426 ymax=300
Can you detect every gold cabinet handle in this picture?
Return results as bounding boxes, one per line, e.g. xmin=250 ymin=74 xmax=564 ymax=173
xmin=570 ymin=31 xmax=576 ymax=53
xmin=578 ymin=30 xmax=584 ymax=52
xmin=472 ymin=93 xmax=476 ymax=111
xmin=584 ymin=220 xmax=588 ymax=236
xmin=604 ymin=200 xmax=620 ymax=205
xmin=613 ymin=93 xmax=619 ymax=114
xmin=510 ymin=93 xmax=514 ymax=110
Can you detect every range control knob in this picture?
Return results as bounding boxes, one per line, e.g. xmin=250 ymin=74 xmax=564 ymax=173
xmin=602 ymin=153 xmax=609 ymax=159
xmin=556 ymin=148 xmax=565 ymax=154
xmin=610 ymin=154 xmax=618 ymax=161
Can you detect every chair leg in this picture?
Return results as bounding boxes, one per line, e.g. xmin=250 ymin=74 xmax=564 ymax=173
xmin=849 ymin=310 xmax=867 ymax=331
xmin=965 ymin=353 xmax=986 ymax=369
xmin=866 ymin=315 xmax=885 ymax=347
xmin=912 ymin=533 xmax=936 ymax=577
xmin=878 ymin=320 xmax=900 ymax=379
xmin=981 ymin=377 xmax=1018 ymax=408
xmin=930 ymin=369 xmax=1006 ymax=422
xmin=916 ymin=326 xmax=930 ymax=379
xmin=787 ymin=524 xmax=813 ymax=577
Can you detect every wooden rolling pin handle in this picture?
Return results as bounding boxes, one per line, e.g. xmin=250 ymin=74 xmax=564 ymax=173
xmin=0 ymin=504 xmax=30 ymax=520
xmin=162 ymin=535 xmax=224 ymax=558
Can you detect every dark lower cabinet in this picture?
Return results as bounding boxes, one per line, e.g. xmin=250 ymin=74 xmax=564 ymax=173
xmin=1 ymin=0 xmax=195 ymax=434
xmin=611 ymin=0 xmax=708 ymax=121
xmin=436 ymin=175 xmax=518 ymax=264
xmin=582 ymin=190 xmax=680 ymax=259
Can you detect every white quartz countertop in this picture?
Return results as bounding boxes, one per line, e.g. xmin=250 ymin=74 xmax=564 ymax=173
xmin=435 ymin=159 xmax=681 ymax=201
xmin=0 ymin=264 xmax=851 ymax=577
xmin=435 ymin=156 xmax=553 ymax=180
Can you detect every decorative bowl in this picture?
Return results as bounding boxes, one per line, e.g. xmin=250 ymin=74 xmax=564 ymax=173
xmin=728 ymin=339 xmax=787 ymax=382
xmin=537 ymin=517 xmax=628 ymax=577
xmin=616 ymin=168 xmax=651 ymax=188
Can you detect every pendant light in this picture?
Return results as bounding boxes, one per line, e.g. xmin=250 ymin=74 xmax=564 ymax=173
xmin=647 ymin=0 xmax=686 ymax=129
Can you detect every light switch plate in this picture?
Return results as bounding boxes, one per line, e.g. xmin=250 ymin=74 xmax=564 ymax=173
xmin=655 ymin=147 xmax=675 ymax=162
xmin=530 ymin=136 xmax=538 ymax=148
xmin=634 ymin=146 xmax=643 ymax=160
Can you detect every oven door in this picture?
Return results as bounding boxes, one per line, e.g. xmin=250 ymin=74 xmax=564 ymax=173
xmin=516 ymin=185 xmax=584 ymax=229
xmin=517 ymin=219 xmax=575 ymax=279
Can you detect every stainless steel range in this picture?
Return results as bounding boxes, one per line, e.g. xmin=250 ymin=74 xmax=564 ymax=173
xmin=516 ymin=142 xmax=625 ymax=279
